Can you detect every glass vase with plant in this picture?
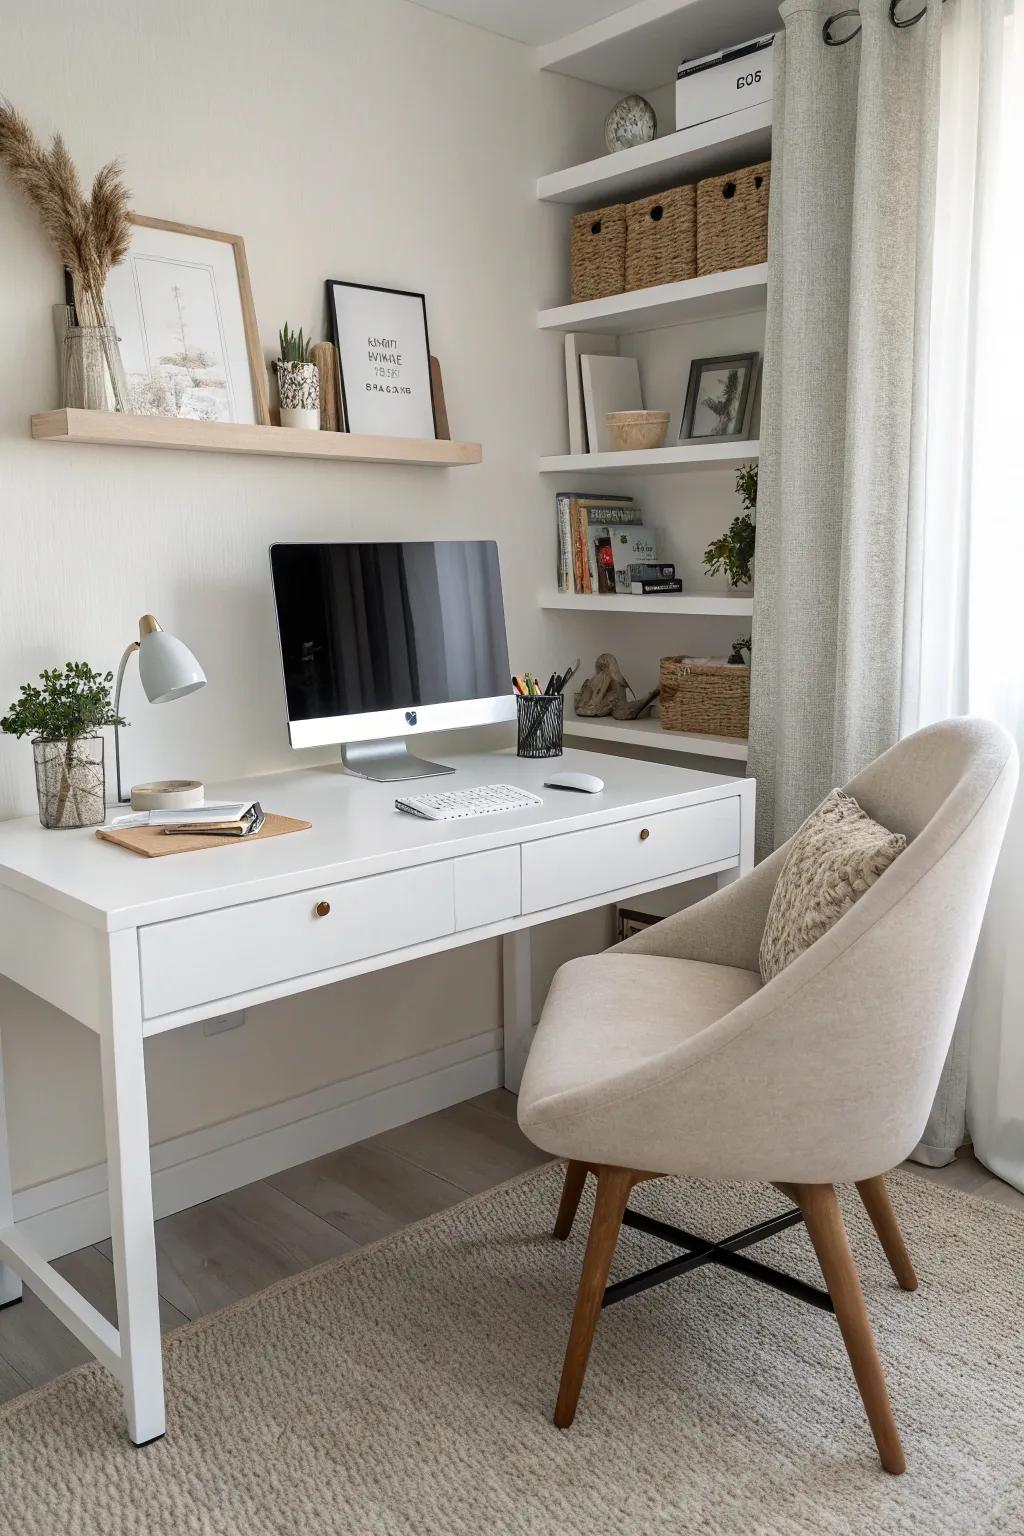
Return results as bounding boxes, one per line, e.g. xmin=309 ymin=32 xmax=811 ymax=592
xmin=1 ymin=663 xmax=126 ymax=829
xmin=0 ymin=98 xmax=132 ymax=410
xmin=704 ymin=461 xmax=757 ymax=588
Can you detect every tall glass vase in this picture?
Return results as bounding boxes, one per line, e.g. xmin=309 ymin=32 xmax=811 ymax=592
xmin=62 ymin=326 xmax=121 ymax=410
xmin=65 ymin=285 xmax=129 ymax=412
xmin=32 ymin=737 xmax=106 ymax=829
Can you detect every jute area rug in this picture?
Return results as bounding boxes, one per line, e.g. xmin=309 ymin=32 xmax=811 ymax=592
xmin=0 ymin=1166 xmax=1021 ymax=1536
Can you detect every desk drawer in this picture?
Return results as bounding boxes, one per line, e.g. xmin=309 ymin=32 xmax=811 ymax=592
xmin=521 ymin=798 xmax=739 ymax=913
xmin=140 ymin=861 xmax=455 ymax=1017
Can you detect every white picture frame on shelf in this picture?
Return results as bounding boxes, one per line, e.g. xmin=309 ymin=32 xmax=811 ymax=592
xmin=327 ymin=280 xmax=436 ymax=440
xmin=564 ymin=332 xmax=617 ymax=453
xmin=581 ymin=354 xmax=642 ymax=454
xmin=104 ymin=215 xmax=269 ymax=425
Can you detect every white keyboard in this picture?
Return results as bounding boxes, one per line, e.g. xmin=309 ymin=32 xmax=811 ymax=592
xmin=395 ymin=784 xmax=543 ymax=821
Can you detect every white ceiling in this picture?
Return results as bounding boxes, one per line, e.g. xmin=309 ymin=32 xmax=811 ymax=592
xmin=406 ymin=0 xmax=635 ymax=47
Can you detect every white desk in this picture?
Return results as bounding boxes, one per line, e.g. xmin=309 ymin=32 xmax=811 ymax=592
xmin=0 ymin=747 xmax=753 ymax=1442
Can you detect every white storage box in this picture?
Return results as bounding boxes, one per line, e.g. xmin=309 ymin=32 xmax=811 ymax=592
xmin=676 ymin=33 xmax=774 ymax=133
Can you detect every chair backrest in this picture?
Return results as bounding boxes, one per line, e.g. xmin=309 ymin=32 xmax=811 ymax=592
xmin=645 ymin=717 xmax=1019 ymax=1184
xmin=752 ymin=716 xmax=1019 ymax=1177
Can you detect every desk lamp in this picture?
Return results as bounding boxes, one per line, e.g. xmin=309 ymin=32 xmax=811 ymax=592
xmin=113 ymin=615 xmax=206 ymax=806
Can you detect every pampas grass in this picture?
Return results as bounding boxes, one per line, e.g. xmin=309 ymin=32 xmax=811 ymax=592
xmin=0 ymin=97 xmax=131 ymax=405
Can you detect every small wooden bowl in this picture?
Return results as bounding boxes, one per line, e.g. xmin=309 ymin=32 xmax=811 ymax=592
xmin=606 ymin=409 xmax=670 ymax=451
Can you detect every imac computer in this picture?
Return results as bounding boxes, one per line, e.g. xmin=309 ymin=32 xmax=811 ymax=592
xmin=270 ymin=540 xmax=515 ymax=780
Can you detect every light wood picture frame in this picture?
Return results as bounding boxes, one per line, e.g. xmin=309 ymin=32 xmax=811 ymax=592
xmin=105 ymin=214 xmax=269 ymax=425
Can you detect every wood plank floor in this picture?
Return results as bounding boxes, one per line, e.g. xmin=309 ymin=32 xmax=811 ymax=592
xmin=0 ymin=1090 xmax=1020 ymax=1406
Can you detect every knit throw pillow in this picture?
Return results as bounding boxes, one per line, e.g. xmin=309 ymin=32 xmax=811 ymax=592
xmin=759 ymin=789 xmax=907 ymax=982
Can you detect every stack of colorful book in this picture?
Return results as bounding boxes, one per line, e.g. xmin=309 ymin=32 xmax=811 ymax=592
xmin=555 ymin=493 xmax=682 ymax=596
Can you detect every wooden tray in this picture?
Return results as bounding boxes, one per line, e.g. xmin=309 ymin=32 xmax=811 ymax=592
xmin=96 ymin=812 xmax=311 ymax=858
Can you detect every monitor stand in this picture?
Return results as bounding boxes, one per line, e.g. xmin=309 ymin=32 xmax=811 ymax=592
xmin=340 ymin=739 xmax=455 ymax=782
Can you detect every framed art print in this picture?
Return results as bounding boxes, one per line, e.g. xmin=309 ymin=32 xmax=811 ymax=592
xmin=327 ymin=280 xmax=436 ymax=439
xmin=680 ymin=353 xmax=758 ymax=441
xmin=105 ymin=215 xmax=269 ymax=424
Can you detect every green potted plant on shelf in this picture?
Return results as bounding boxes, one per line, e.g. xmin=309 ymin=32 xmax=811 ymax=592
xmin=1 ymin=663 xmax=125 ymax=829
xmin=275 ymin=323 xmax=320 ymax=431
xmin=703 ymin=461 xmax=757 ymax=588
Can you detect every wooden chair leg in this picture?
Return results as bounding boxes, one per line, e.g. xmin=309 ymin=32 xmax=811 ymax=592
xmin=795 ymin=1183 xmax=906 ymax=1475
xmin=855 ymin=1175 xmax=918 ymax=1292
xmin=554 ymin=1164 xmax=635 ymax=1429
xmin=553 ymin=1161 xmax=588 ymax=1240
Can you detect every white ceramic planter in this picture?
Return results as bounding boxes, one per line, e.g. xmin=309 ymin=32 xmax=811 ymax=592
xmin=277 ymin=360 xmax=320 ymax=430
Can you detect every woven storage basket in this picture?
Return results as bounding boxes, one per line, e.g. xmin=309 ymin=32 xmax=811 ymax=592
xmin=659 ymin=655 xmax=750 ymax=739
xmin=624 ymin=185 xmax=696 ymax=292
xmin=696 ymin=160 xmax=770 ymax=277
xmin=570 ymin=202 xmax=626 ymax=303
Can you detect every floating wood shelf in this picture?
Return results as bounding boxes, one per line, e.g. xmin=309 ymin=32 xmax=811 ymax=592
xmin=30 ymin=410 xmax=483 ymax=468
xmin=540 ymin=440 xmax=759 ymax=475
xmin=564 ymin=712 xmax=749 ymax=761
xmin=539 ymin=590 xmax=753 ymax=616
xmin=537 ymin=265 xmax=767 ymax=336
xmin=537 ymin=105 xmax=771 ymax=207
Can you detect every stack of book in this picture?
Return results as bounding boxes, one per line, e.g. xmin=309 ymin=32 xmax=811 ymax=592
xmin=555 ymin=493 xmax=682 ymax=596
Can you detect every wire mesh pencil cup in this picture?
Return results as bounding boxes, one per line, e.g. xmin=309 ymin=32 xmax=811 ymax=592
xmin=516 ymin=694 xmax=564 ymax=758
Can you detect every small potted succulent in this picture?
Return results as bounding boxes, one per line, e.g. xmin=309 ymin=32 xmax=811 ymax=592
xmin=275 ymin=324 xmax=320 ymax=430
xmin=1 ymin=663 xmax=125 ymax=829
xmin=704 ymin=462 xmax=757 ymax=588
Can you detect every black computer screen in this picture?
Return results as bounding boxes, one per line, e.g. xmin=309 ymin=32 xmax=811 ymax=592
xmin=271 ymin=540 xmax=511 ymax=721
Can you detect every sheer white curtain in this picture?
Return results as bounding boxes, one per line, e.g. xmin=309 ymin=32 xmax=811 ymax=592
xmin=902 ymin=0 xmax=1024 ymax=1181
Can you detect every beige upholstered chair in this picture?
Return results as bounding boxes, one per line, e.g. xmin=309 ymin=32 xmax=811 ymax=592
xmin=518 ymin=718 xmax=1018 ymax=1475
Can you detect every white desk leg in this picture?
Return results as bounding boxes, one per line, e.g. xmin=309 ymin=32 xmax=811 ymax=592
xmin=102 ymin=931 xmax=165 ymax=1445
xmin=0 ymin=1017 xmax=22 ymax=1308
xmin=502 ymin=928 xmax=533 ymax=1094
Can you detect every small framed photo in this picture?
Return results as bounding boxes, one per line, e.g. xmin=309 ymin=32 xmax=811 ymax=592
xmin=327 ymin=280 xmax=436 ymax=440
xmin=105 ymin=215 xmax=269 ymax=424
xmin=616 ymin=906 xmax=661 ymax=943
xmin=680 ymin=353 xmax=758 ymax=441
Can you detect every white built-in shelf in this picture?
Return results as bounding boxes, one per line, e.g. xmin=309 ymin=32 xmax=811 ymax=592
xmin=564 ymin=711 xmax=749 ymax=761
xmin=30 ymin=409 xmax=482 ymax=468
xmin=539 ymin=590 xmax=753 ymax=617
xmin=537 ymin=104 xmax=771 ymax=207
xmin=538 ymin=264 xmax=767 ymax=336
xmin=540 ymin=440 xmax=758 ymax=475
xmin=538 ymin=0 xmax=781 ymax=92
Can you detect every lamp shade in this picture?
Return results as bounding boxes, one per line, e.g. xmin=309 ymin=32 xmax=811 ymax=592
xmin=137 ymin=625 xmax=206 ymax=704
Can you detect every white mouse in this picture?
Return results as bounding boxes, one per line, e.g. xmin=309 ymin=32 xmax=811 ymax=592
xmin=544 ymin=770 xmax=605 ymax=794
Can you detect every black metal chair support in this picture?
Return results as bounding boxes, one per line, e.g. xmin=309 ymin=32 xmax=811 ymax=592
xmin=604 ymin=1204 xmax=834 ymax=1313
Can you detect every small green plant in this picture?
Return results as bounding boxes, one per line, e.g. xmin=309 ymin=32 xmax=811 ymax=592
xmin=277 ymin=323 xmax=309 ymax=363
xmin=728 ymin=634 xmax=752 ymax=665
xmin=703 ymin=461 xmax=757 ymax=588
xmin=1 ymin=662 xmax=125 ymax=742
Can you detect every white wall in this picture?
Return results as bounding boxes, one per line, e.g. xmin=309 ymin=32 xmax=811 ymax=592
xmin=0 ymin=0 xmax=618 ymax=1191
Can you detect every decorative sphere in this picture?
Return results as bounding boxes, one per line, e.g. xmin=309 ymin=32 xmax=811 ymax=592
xmin=604 ymin=94 xmax=657 ymax=153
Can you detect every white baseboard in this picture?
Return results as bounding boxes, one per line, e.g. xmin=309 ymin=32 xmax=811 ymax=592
xmin=14 ymin=1031 xmax=504 ymax=1260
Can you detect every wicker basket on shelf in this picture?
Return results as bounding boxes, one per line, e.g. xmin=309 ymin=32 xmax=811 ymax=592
xmin=570 ymin=202 xmax=626 ymax=303
xmin=659 ymin=655 xmax=750 ymax=739
xmin=696 ymin=160 xmax=771 ymax=277
xmin=624 ymin=185 xmax=696 ymax=291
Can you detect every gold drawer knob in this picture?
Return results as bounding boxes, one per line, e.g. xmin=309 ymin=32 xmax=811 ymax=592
xmin=314 ymin=900 xmax=331 ymax=917
xmin=639 ymin=828 xmax=650 ymax=842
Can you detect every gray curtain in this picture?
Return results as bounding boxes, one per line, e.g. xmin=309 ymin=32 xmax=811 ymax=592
xmin=749 ymin=0 xmax=961 ymax=1162
xmin=749 ymin=0 xmax=941 ymax=855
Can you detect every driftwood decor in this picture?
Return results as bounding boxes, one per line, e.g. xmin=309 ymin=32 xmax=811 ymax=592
xmin=573 ymin=653 xmax=659 ymax=720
